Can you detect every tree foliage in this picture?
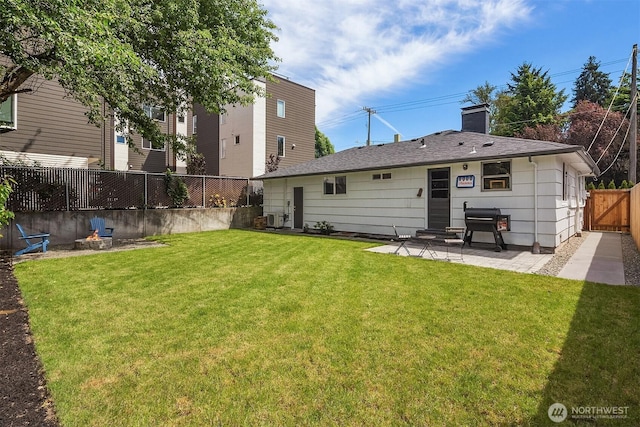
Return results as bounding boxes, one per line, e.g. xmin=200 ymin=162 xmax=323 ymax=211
xmin=607 ymin=70 xmax=640 ymax=117
xmin=492 ymin=63 xmax=567 ymax=136
xmin=567 ymin=101 xmax=629 ymax=185
xmin=265 ymin=153 xmax=280 ymax=172
xmin=315 ymin=126 xmax=335 ymax=158
xmin=462 ymin=81 xmax=499 ymax=132
xmin=0 ymin=0 xmax=279 ymax=152
xmin=572 ymin=56 xmax=612 ymax=108
xmin=0 ymin=177 xmax=16 ymax=238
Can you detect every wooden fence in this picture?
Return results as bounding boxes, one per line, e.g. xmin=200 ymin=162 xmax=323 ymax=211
xmin=584 ymin=189 xmax=630 ymax=232
xmin=631 ymin=184 xmax=640 ymax=250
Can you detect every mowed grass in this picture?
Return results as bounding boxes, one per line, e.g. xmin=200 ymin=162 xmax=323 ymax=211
xmin=15 ymin=230 xmax=640 ymax=426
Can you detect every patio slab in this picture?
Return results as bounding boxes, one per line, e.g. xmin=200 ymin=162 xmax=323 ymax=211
xmin=367 ymin=241 xmax=553 ymax=274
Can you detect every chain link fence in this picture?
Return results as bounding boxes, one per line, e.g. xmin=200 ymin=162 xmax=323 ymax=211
xmin=0 ymin=166 xmax=263 ymax=212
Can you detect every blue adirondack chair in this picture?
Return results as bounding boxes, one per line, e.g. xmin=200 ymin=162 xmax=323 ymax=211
xmin=15 ymin=224 xmax=50 ymax=256
xmin=90 ymin=217 xmax=114 ymax=238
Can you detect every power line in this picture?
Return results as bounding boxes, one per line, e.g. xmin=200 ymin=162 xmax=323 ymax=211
xmin=316 ymin=57 xmax=630 ymax=129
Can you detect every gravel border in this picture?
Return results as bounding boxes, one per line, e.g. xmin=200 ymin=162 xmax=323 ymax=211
xmin=622 ymin=233 xmax=640 ymax=286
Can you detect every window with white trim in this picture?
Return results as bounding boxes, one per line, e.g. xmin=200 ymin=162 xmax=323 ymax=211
xmin=277 ymin=99 xmax=285 ymax=118
xmin=143 ymin=105 xmax=165 ymax=122
xmin=192 ymin=114 xmax=198 ymax=134
xmin=482 ymin=161 xmax=511 ymax=190
xmin=324 ymin=176 xmax=347 ymax=195
xmin=142 ymin=138 xmax=165 ymax=151
xmin=373 ymin=172 xmax=392 ymax=180
xmin=220 ymin=138 xmax=227 ymax=158
xmin=0 ymin=94 xmax=17 ymax=130
xmin=277 ymin=135 xmax=285 ymax=157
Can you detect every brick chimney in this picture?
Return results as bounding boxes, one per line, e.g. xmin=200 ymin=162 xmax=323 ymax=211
xmin=461 ymin=104 xmax=490 ymax=134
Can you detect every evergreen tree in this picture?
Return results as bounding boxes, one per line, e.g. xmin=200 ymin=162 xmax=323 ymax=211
xmin=572 ymin=56 xmax=612 ymax=108
xmin=607 ymin=70 xmax=640 ymax=116
xmin=492 ymin=63 xmax=567 ymax=136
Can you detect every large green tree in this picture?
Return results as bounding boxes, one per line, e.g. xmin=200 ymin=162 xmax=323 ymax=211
xmin=572 ymin=56 xmax=612 ymax=108
xmin=315 ymin=126 xmax=335 ymax=158
xmin=0 ymin=0 xmax=278 ymax=151
xmin=492 ymin=63 xmax=567 ymax=136
xmin=462 ymin=81 xmax=499 ymax=132
xmin=608 ymin=70 xmax=640 ymax=116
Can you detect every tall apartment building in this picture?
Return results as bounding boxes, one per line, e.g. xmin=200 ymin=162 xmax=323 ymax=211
xmin=1 ymin=71 xmax=315 ymax=177
xmin=0 ymin=75 xmax=192 ymax=173
xmin=195 ymin=75 xmax=316 ymax=178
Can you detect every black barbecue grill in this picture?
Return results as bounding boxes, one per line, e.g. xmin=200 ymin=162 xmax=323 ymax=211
xmin=463 ymin=207 xmax=510 ymax=252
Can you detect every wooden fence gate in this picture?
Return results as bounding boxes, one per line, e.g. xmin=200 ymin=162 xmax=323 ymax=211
xmin=584 ymin=189 xmax=631 ymax=232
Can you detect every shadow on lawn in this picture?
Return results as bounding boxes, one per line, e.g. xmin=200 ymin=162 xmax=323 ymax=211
xmin=529 ymin=281 xmax=640 ymax=426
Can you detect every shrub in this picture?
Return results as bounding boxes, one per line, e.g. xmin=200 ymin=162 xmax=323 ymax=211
xmin=0 ymin=178 xmax=16 ymax=238
xmin=619 ymin=180 xmax=629 ymax=189
xmin=597 ymin=181 xmax=606 ymax=189
xmin=607 ymin=180 xmax=616 ymax=189
xmin=314 ymin=221 xmax=334 ymax=235
xmin=164 ymin=170 xmax=189 ymax=207
xmin=586 ymin=182 xmax=597 ymax=190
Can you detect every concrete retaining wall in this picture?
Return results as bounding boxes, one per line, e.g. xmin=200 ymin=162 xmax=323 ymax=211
xmin=1 ymin=206 xmax=262 ymax=251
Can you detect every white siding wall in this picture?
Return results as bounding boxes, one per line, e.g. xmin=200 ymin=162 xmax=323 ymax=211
xmin=220 ymin=103 xmax=257 ymax=177
xmin=264 ymin=153 xmax=588 ymax=249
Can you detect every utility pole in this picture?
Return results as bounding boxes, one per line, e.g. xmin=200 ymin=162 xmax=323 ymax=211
xmin=630 ymin=44 xmax=637 ymax=183
xmin=362 ymin=106 xmax=376 ymax=146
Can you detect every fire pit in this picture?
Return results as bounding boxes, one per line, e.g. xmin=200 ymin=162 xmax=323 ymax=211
xmin=74 ymin=230 xmax=113 ymax=250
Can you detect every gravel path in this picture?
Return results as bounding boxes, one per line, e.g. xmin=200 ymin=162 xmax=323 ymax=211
xmin=537 ymin=231 xmax=640 ymax=286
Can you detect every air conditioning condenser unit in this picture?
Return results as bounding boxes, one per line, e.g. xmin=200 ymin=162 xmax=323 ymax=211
xmin=266 ymin=213 xmax=284 ymax=228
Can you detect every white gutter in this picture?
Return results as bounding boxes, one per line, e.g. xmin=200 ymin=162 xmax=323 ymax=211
xmin=529 ymin=156 xmax=540 ymax=253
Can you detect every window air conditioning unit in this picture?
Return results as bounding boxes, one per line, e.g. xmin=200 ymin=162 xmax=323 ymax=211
xmin=266 ymin=213 xmax=284 ymax=228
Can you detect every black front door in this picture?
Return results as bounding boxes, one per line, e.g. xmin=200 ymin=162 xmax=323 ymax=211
xmin=428 ymin=168 xmax=450 ymax=230
xmin=293 ymin=187 xmax=304 ymax=229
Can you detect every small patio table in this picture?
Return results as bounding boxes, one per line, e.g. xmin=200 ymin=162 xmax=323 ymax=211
xmin=414 ymin=235 xmax=438 ymax=259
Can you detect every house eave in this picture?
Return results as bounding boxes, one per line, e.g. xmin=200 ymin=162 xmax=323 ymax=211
xmin=258 ymin=146 xmax=597 ymax=180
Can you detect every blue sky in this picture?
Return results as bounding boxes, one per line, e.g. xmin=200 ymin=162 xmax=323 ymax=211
xmin=262 ymin=0 xmax=639 ymax=152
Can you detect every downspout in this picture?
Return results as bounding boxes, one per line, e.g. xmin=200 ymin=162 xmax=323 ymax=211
xmin=576 ymin=174 xmax=591 ymax=237
xmin=529 ymin=156 xmax=540 ymax=254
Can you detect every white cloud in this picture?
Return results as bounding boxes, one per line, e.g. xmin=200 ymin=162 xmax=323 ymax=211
xmin=261 ymin=0 xmax=532 ymax=125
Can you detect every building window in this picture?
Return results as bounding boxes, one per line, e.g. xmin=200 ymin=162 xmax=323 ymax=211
xmin=142 ymin=138 xmax=165 ymax=151
xmin=373 ymin=172 xmax=392 ymax=180
xmin=277 ymin=135 xmax=285 ymax=157
xmin=324 ymin=176 xmax=347 ymax=195
xmin=235 ymin=135 xmax=240 ymax=145
xmin=220 ymin=113 xmax=226 ymax=125
xmin=177 ymin=114 xmax=185 ymax=123
xmin=277 ymin=99 xmax=285 ymax=118
xmin=192 ymin=115 xmax=198 ymax=134
xmin=482 ymin=161 xmax=511 ymax=190
xmin=0 ymin=94 xmax=17 ymax=130
xmin=220 ymin=138 xmax=227 ymax=159
xmin=143 ymin=105 xmax=165 ymax=122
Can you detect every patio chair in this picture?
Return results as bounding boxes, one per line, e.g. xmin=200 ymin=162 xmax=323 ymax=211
xmin=15 ymin=223 xmax=50 ymax=256
xmin=90 ymin=217 xmax=114 ymax=238
xmin=392 ymin=225 xmax=412 ymax=255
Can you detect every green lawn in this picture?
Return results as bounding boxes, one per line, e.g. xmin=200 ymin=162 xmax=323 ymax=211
xmin=15 ymin=230 xmax=640 ymax=426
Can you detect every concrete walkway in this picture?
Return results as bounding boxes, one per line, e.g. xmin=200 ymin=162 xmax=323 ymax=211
xmin=368 ymin=231 xmax=627 ymax=285
xmin=557 ymin=232 xmax=626 ymax=285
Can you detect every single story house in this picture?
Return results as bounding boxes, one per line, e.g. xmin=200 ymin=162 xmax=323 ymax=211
xmin=255 ymin=105 xmax=600 ymax=250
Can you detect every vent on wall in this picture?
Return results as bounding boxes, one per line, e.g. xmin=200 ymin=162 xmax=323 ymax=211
xmin=266 ymin=213 xmax=284 ymax=228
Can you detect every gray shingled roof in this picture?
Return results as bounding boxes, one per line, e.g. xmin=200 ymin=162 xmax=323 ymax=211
xmin=255 ymin=130 xmax=599 ymax=179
